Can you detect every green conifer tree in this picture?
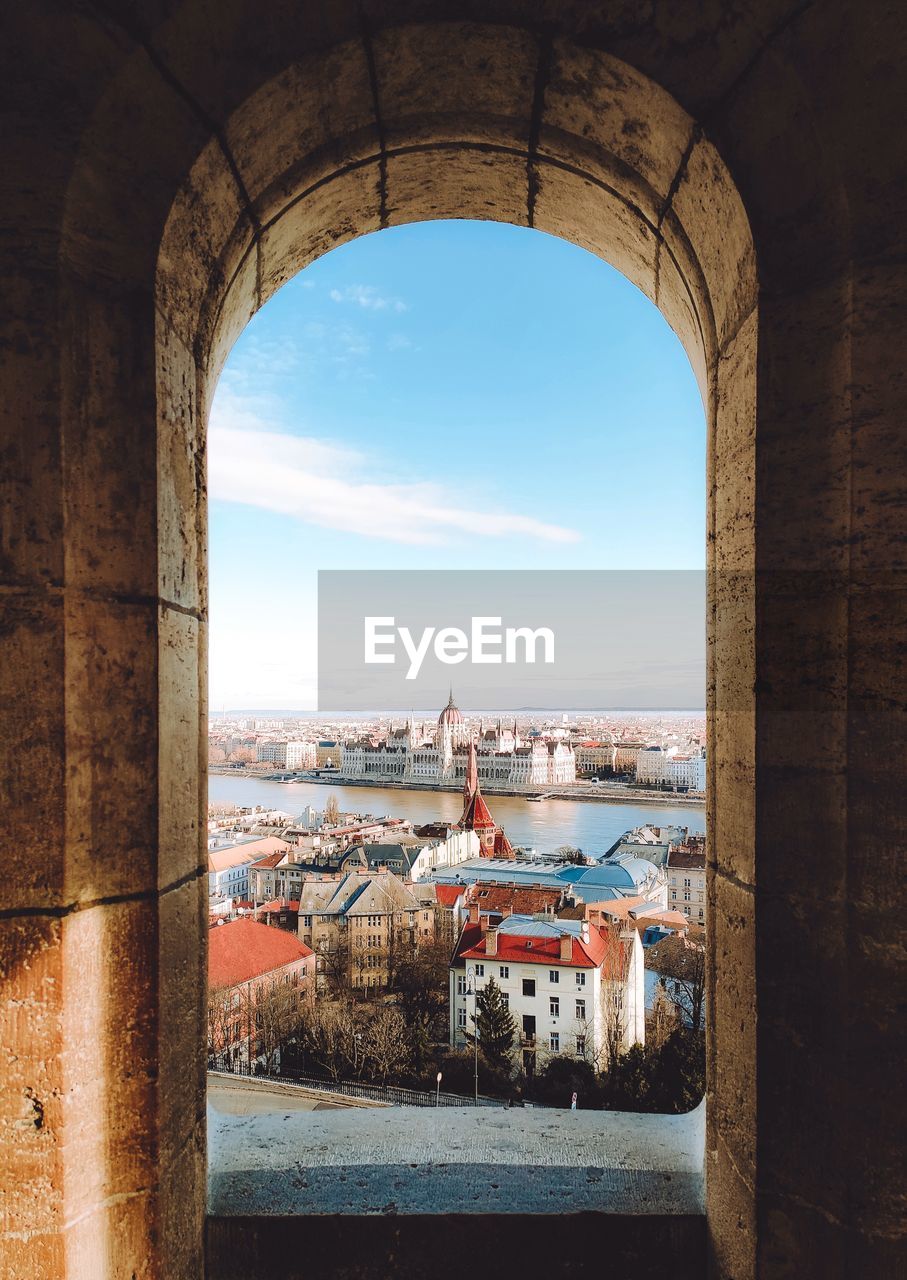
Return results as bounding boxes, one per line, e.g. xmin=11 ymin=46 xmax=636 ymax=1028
xmin=472 ymin=976 xmax=516 ymax=1067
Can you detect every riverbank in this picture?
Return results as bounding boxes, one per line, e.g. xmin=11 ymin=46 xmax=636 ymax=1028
xmin=208 ymin=774 xmax=703 ymax=853
xmin=208 ymin=768 xmax=705 ymax=808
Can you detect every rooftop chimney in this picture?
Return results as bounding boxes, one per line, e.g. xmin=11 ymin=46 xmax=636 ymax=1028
xmin=560 ymin=934 xmax=572 ymax=962
xmin=468 ymin=903 xmax=480 ymax=925
xmin=486 ymin=928 xmax=498 ymax=956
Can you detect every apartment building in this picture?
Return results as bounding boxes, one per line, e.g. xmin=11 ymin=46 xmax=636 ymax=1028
xmin=207 ymin=835 xmax=293 ymax=902
xmin=666 ymin=837 xmax=707 ymax=928
xmin=449 ymin=913 xmax=644 ymax=1074
xmin=207 ymin=917 xmax=314 ymax=1071
xmin=297 ymin=870 xmax=435 ymax=992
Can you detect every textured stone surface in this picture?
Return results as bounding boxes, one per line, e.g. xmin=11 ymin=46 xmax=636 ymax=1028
xmin=1 ymin=4 xmax=904 ymax=1279
xmin=208 ymin=1100 xmax=705 ymax=1216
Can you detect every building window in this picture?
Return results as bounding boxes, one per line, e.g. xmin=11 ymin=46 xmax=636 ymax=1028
xmin=456 ymin=1007 xmax=467 ymax=1029
xmin=522 ymin=978 xmax=536 ymax=998
xmin=684 ymin=890 xmax=691 ymax=901
xmin=575 ymin=972 xmax=586 ymax=987
xmin=456 ymin=974 xmax=466 ymax=995
xmin=501 ymin=991 xmax=509 ymax=1008
xmin=575 ymin=999 xmax=586 ymax=1021
xmin=684 ymin=878 xmax=691 ymax=888
xmin=549 ymin=1033 xmax=559 ymax=1052
xmin=576 ymin=1035 xmax=586 ymax=1057
xmin=549 ymin=997 xmax=559 ymax=1018
xmin=499 ymin=965 xmax=509 ymax=979
xmin=474 ymin=964 xmax=484 ymax=977
xmin=549 ymin=969 xmax=559 ymax=983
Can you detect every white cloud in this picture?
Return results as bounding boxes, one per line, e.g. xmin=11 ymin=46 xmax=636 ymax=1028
xmin=208 ymin=396 xmax=580 ymax=548
xmin=386 ymin=333 xmax=412 ymax=351
xmin=329 ymin=284 xmax=407 ymax=313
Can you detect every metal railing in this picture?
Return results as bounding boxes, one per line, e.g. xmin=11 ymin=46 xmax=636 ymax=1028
xmin=213 ymin=1062 xmax=507 ymax=1107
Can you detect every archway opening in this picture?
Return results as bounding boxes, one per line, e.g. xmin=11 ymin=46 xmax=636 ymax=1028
xmin=153 ymin=23 xmax=756 ymax=1268
xmin=204 ymin=215 xmax=707 ymax=1106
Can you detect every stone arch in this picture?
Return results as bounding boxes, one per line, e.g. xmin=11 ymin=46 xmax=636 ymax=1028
xmin=5 ymin=4 xmax=901 ymax=1280
xmin=150 ymin=23 xmax=756 ymax=1274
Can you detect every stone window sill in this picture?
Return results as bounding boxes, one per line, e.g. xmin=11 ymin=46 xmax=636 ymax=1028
xmin=207 ymin=1087 xmax=705 ymax=1218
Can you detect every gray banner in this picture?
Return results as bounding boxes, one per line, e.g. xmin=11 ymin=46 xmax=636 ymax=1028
xmin=317 ymin=570 xmax=704 ymax=712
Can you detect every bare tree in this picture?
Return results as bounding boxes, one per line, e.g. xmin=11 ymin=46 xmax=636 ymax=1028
xmin=385 ymin=909 xmax=417 ymax=990
xmin=207 ymin=986 xmax=236 ymax=1069
xmin=554 ymin=845 xmax=586 ymax=865
xmin=599 ymin=920 xmax=633 ymax=1070
xmin=572 ymin=1014 xmax=601 ymax=1072
xmin=351 ymin=932 xmax=379 ymax=993
xmin=360 ymin=1007 xmax=411 ymax=1083
xmin=301 ymin=1003 xmax=358 ymax=1081
xmin=324 ymin=793 xmax=340 ymax=825
xmin=254 ymin=976 xmax=305 ymax=1074
xmin=647 ymin=985 xmax=681 ymax=1050
xmin=658 ymin=937 xmax=706 ymax=1030
xmin=315 ymin=934 xmax=351 ymax=996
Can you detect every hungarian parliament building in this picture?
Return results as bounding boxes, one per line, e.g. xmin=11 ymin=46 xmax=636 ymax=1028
xmin=340 ymin=692 xmax=576 ymax=787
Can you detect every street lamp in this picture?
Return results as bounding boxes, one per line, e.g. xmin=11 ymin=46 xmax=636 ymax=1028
xmin=436 ymin=1071 xmax=442 ymax=1107
xmin=466 ymin=965 xmax=479 ymax=1107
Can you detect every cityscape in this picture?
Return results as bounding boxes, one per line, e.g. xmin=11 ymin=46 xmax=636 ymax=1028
xmin=4 ymin=7 xmax=897 ymax=1279
xmin=206 ymin=694 xmax=706 ymax=1110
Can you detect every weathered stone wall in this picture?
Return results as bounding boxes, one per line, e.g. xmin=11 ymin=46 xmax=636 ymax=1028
xmin=0 ymin=4 xmax=903 ymax=1279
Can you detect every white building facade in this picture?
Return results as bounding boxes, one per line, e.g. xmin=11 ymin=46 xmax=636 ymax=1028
xmin=340 ymin=695 xmax=575 ymax=788
xmin=449 ymin=915 xmax=644 ymax=1074
xmin=635 ymin=746 xmax=705 ymax=791
xmin=666 ymin=840 xmax=707 ymax=927
xmin=285 ymin=741 xmax=317 ymax=769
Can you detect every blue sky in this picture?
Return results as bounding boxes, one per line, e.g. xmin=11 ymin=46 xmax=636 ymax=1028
xmin=209 ymin=220 xmax=705 ymax=710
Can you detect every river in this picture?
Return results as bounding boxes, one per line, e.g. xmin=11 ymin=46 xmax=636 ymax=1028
xmin=208 ymin=773 xmax=704 ymax=857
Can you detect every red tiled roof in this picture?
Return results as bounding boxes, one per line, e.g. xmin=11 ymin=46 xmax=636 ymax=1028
xmin=208 ymin=917 xmax=313 ymax=990
xmin=251 ymin=851 xmax=288 ymax=869
xmin=257 ymin=898 xmax=300 ymax=913
xmin=435 ymin=884 xmax=467 ymax=907
xmin=493 ymin=828 xmax=514 ymax=857
xmin=460 ymin=788 xmax=497 ymax=831
xmin=465 ymin=883 xmax=563 ymax=916
xmin=452 ymin=921 xmax=615 ymax=969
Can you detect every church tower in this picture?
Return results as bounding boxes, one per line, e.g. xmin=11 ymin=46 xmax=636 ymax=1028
xmin=458 ymin=740 xmax=512 ymax=857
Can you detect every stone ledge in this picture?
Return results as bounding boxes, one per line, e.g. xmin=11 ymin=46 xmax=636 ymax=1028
xmin=208 ymin=1098 xmax=705 ymax=1217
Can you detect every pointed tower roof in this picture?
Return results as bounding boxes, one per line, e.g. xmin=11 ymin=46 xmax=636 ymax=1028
xmin=459 ymin=740 xmax=497 ymax=832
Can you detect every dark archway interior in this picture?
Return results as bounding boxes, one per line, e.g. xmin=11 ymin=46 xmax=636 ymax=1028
xmin=2 ymin=6 xmax=903 ymax=1279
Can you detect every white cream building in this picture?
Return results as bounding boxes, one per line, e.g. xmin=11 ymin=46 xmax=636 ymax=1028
xmin=340 ymin=694 xmax=576 ymax=787
xmin=635 ymin=745 xmax=706 ymax=791
xmin=449 ymin=914 xmax=645 ymax=1074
